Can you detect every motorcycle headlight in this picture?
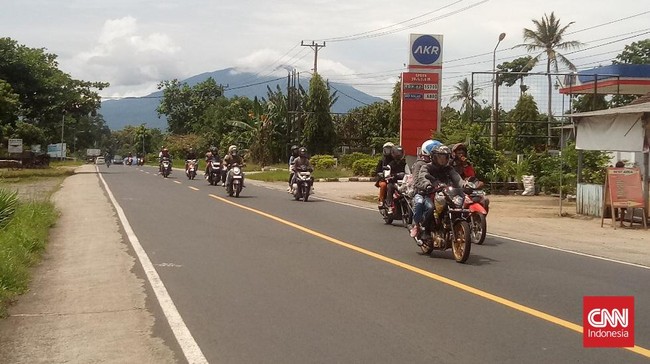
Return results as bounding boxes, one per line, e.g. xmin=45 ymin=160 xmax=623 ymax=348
xmin=233 ymin=166 xmax=241 ymax=174
xmin=452 ymin=195 xmax=464 ymax=207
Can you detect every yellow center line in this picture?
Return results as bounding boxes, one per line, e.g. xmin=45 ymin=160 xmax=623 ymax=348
xmin=207 ymin=193 xmax=650 ymax=358
xmin=189 ymin=186 xmax=199 ymax=191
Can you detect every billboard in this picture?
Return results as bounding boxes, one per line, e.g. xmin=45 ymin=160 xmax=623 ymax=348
xmin=408 ymin=34 xmax=443 ymax=70
xmin=47 ymin=143 xmax=67 ymax=158
xmin=8 ymin=139 xmax=23 ymax=153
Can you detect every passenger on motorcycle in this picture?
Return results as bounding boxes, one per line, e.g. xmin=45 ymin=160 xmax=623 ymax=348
xmin=158 ymin=147 xmax=171 ymax=174
xmin=451 ymin=143 xmax=476 ymax=179
xmin=409 ymin=139 xmax=441 ymax=238
xmin=290 ymin=147 xmax=314 ymax=193
xmin=185 ymin=147 xmax=199 ymax=171
xmin=288 ymin=145 xmax=300 ymax=192
xmin=384 ymin=145 xmax=409 ymax=214
xmin=375 ymin=142 xmax=395 ymax=207
xmin=417 ymin=144 xmax=465 ymax=237
xmin=223 ymin=145 xmax=244 ymax=187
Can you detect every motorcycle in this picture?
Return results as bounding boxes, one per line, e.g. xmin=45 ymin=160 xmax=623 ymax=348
xmin=226 ymin=163 xmax=244 ymax=197
xmin=414 ymin=185 xmax=472 ymax=264
xmin=105 ymin=157 xmax=111 ymax=168
xmin=378 ymin=167 xmax=412 ymax=226
xmin=126 ymin=156 xmax=133 ymax=166
xmin=292 ymin=165 xmax=313 ymax=202
xmin=207 ymin=159 xmax=222 ymax=186
xmin=160 ymin=157 xmax=172 ymax=178
xmin=464 ymin=178 xmax=489 ymax=245
xmin=137 ymin=157 xmax=145 ymax=166
xmin=185 ymin=159 xmax=198 ymax=180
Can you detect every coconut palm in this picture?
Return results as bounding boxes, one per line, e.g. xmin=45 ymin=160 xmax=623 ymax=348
xmin=516 ymin=12 xmax=583 ymax=147
xmin=450 ymin=78 xmax=481 ymax=120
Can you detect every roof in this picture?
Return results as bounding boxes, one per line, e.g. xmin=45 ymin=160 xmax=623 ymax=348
xmin=568 ymin=100 xmax=650 ymax=118
xmin=559 ymin=64 xmax=650 ymax=95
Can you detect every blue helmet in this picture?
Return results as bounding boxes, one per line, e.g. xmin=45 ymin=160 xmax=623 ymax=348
xmin=420 ymin=139 xmax=442 ymax=156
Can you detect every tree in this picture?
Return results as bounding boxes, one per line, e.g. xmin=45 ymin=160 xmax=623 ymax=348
xmin=610 ymin=39 xmax=650 ymax=107
xmin=450 ymin=78 xmax=481 ymax=121
xmin=517 ymin=12 xmax=583 ymax=147
xmin=157 ymin=77 xmax=223 ymax=134
xmin=496 ymin=56 xmax=534 ymax=95
xmin=388 ymin=80 xmax=401 ymax=133
xmin=508 ymin=94 xmax=545 ymax=152
xmin=302 ymin=73 xmax=337 ymax=154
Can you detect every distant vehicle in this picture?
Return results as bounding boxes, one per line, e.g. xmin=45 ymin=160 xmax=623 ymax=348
xmin=95 ymin=156 xmax=105 ymax=165
xmin=113 ymin=155 xmax=124 ymax=164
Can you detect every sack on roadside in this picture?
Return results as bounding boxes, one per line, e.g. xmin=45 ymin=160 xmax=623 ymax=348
xmin=521 ymin=175 xmax=535 ymax=196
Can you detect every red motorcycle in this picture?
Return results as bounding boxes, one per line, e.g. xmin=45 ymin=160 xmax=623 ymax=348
xmin=463 ymin=178 xmax=489 ymax=245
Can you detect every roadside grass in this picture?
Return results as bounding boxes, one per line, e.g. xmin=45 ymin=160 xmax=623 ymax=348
xmin=50 ymin=160 xmax=84 ymax=168
xmin=0 ymin=167 xmax=75 ymax=184
xmin=247 ymin=168 xmax=354 ymax=182
xmin=0 ymin=199 xmax=58 ymax=317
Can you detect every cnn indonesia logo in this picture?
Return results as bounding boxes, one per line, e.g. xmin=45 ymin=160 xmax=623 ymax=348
xmin=583 ymin=296 xmax=634 ymax=347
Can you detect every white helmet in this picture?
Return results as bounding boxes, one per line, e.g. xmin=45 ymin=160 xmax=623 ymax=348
xmin=420 ymin=139 xmax=441 ymax=156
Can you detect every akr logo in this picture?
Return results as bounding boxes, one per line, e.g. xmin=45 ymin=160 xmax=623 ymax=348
xmin=411 ymin=35 xmax=441 ymax=65
xmin=583 ymin=296 xmax=634 ymax=347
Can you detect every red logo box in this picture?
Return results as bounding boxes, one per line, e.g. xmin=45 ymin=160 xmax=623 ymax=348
xmin=583 ymin=296 xmax=634 ymax=347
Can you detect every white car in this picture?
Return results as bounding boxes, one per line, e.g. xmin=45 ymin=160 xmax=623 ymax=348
xmin=95 ymin=156 xmax=105 ymax=165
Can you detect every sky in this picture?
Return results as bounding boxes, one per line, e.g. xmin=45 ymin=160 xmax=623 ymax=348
xmin=2 ymin=0 xmax=649 ymax=110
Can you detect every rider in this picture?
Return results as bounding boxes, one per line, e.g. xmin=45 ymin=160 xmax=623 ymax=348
xmin=451 ymin=143 xmax=476 ymax=179
xmin=374 ymin=142 xmax=395 ymax=207
xmin=127 ymin=152 xmax=133 ymax=165
xmin=159 ymin=147 xmax=171 ymax=174
xmin=185 ymin=147 xmax=199 ymax=172
xmin=290 ymin=147 xmax=314 ymax=193
xmin=409 ymin=139 xmax=440 ymax=238
xmin=384 ymin=145 xmax=409 ymax=214
xmin=417 ymin=144 xmax=465 ymax=238
xmin=204 ymin=146 xmax=221 ymax=181
xmin=287 ymin=145 xmax=300 ymax=192
xmin=223 ymin=145 xmax=244 ymax=187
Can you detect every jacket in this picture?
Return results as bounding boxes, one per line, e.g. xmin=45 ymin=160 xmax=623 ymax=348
xmin=415 ymin=163 xmax=464 ymax=194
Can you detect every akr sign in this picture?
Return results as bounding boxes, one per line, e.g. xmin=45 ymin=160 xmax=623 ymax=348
xmin=408 ymin=34 xmax=443 ymax=70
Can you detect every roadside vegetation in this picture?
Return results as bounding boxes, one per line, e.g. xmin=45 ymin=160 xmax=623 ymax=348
xmin=0 ymin=188 xmax=58 ymax=317
xmin=0 ymin=167 xmax=75 ymax=183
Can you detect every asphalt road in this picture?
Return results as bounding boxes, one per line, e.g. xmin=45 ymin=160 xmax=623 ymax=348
xmin=98 ymin=164 xmax=650 ymax=363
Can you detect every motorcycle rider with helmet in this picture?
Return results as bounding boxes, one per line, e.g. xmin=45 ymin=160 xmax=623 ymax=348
xmin=290 ymin=147 xmax=314 ymax=194
xmin=375 ymin=142 xmax=395 ymax=207
xmin=223 ymin=145 xmax=244 ymax=187
xmin=204 ymin=146 xmax=222 ymax=181
xmin=185 ymin=147 xmax=199 ymax=173
xmin=384 ymin=145 xmax=409 ymax=214
xmin=288 ymin=145 xmax=300 ymax=192
xmin=451 ymin=143 xmax=476 ymax=179
xmin=409 ymin=139 xmax=441 ymax=238
xmin=158 ymin=147 xmax=171 ymax=174
xmin=415 ymin=144 xmax=465 ymax=238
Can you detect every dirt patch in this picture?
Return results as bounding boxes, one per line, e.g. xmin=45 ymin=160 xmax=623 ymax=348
xmin=0 ymin=178 xmax=64 ymax=202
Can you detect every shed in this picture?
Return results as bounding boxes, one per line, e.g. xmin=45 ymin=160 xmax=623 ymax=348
xmin=570 ymin=98 xmax=650 ymax=218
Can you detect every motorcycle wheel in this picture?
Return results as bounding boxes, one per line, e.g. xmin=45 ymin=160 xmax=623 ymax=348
xmin=303 ymin=187 xmax=309 ymax=202
xmin=235 ymin=183 xmax=241 ymax=197
xmin=470 ymin=213 xmax=487 ymax=245
xmin=419 ymin=234 xmax=434 ymax=254
xmin=452 ymin=221 xmax=472 ymax=263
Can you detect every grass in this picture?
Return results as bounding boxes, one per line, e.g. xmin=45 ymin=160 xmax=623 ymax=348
xmin=0 ymin=167 xmax=75 ymax=184
xmin=247 ymin=168 xmax=355 ymax=182
xmin=0 ymin=200 xmax=58 ymax=317
xmin=50 ymin=160 xmax=84 ymax=167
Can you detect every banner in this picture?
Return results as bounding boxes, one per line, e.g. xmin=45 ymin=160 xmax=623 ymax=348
xmin=400 ymin=72 xmax=440 ymax=156
xmin=8 ymin=138 xmax=23 ymax=153
xmin=47 ymin=143 xmax=67 ymax=158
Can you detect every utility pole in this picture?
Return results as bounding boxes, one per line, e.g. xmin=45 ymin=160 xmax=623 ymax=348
xmin=301 ymin=41 xmax=326 ymax=74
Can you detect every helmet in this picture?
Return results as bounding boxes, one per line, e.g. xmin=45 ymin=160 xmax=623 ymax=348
xmin=162 ymin=148 xmax=168 ymax=153
xmin=431 ymin=145 xmax=451 ymax=167
xmin=228 ymin=145 xmax=237 ymax=154
xmin=298 ymin=147 xmax=307 ymax=157
xmin=291 ymin=145 xmax=300 ymax=155
xmin=210 ymin=146 xmax=218 ymax=153
xmin=382 ymin=142 xmax=394 ymax=156
xmin=452 ymin=143 xmax=467 ymax=155
xmin=391 ymin=145 xmax=404 ymax=161
xmin=420 ymin=139 xmax=441 ymax=156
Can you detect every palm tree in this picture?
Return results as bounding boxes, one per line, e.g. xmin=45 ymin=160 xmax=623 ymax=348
xmin=450 ymin=78 xmax=481 ymax=120
xmin=516 ymin=12 xmax=583 ymax=147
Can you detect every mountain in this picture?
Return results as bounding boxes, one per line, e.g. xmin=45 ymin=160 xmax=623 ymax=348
xmin=99 ymin=68 xmax=386 ymax=130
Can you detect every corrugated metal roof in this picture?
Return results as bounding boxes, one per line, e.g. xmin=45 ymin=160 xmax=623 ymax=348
xmin=568 ymin=100 xmax=650 ymax=118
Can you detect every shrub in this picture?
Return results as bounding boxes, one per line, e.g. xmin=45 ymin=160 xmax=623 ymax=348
xmin=310 ymin=154 xmax=336 ymax=169
xmin=352 ymin=158 xmax=378 ymax=177
xmin=340 ymin=152 xmax=374 ymax=169
xmin=0 ymin=189 xmax=18 ymax=228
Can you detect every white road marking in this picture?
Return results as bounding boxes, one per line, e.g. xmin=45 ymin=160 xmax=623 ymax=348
xmin=174 ymin=181 xmax=182 ymax=184
xmin=96 ymin=166 xmax=208 ymax=364
xmin=189 ymin=186 xmax=199 ymax=191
